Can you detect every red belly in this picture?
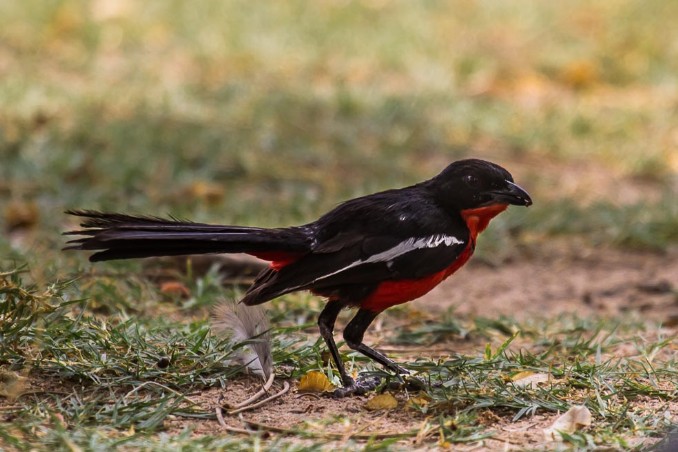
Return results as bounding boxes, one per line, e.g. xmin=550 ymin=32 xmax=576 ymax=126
xmin=360 ymin=203 xmax=508 ymax=312
xmin=360 ymin=244 xmax=474 ymax=311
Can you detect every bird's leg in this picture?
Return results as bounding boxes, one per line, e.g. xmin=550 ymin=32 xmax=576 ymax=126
xmin=342 ymin=308 xmax=409 ymax=376
xmin=334 ymin=308 xmax=426 ymax=396
xmin=317 ymin=300 xmax=354 ymax=388
xmin=319 ymin=305 xmax=418 ymax=397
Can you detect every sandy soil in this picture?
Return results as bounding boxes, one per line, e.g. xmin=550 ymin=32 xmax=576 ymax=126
xmin=427 ymin=242 xmax=678 ymax=322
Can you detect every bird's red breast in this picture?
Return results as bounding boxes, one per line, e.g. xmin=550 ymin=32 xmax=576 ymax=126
xmin=359 ymin=203 xmax=509 ymax=312
xmin=461 ymin=203 xmax=508 ymax=241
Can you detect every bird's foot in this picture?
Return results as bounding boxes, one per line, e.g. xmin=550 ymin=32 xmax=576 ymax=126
xmin=330 ymin=375 xmax=383 ymax=398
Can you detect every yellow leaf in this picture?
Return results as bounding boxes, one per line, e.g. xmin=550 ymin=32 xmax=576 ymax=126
xmin=4 ymin=201 xmax=39 ymax=232
xmin=298 ymin=371 xmax=333 ymax=393
xmin=364 ymin=393 xmax=398 ymax=411
xmin=543 ymin=405 xmax=592 ymax=441
xmin=559 ymin=60 xmax=599 ymax=89
xmin=183 ymin=181 xmax=224 ymax=205
xmin=406 ymin=396 xmax=430 ymax=410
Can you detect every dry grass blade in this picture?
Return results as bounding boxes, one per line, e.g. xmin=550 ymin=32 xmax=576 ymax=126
xmin=123 ymin=381 xmax=199 ymax=406
xmin=229 ymin=372 xmax=276 ymax=410
xmin=227 ymin=381 xmax=290 ymax=415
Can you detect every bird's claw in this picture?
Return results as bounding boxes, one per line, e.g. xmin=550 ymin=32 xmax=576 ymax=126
xmin=329 ymin=375 xmax=382 ymax=398
xmin=329 ymin=371 xmax=427 ymax=397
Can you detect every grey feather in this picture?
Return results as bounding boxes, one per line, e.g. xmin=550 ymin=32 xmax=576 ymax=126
xmin=211 ymin=300 xmax=272 ymax=381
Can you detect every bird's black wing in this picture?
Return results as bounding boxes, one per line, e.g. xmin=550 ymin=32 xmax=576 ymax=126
xmin=242 ymin=189 xmax=470 ymax=305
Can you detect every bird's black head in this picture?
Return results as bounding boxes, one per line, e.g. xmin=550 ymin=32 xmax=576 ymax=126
xmin=424 ymin=159 xmax=532 ymax=211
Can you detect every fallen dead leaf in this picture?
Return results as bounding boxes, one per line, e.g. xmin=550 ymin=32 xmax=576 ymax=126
xmin=4 ymin=201 xmax=39 ymax=231
xmin=159 ymin=281 xmax=191 ymax=298
xmin=182 ymin=181 xmax=224 ymax=205
xmin=559 ymin=59 xmax=599 ymax=89
xmin=52 ymin=412 xmax=68 ymax=429
xmin=298 ymin=371 xmax=333 ymax=393
xmin=543 ymin=405 xmax=592 ymax=441
xmin=0 ymin=369 xmax=28 ymax=401
xmin=512 ymin=371 xmax=551 ymax=388
xmin=365 ymin=393 xmax=398 ymax=411
xmin=406 ymin=395 xmax=430 ymax=411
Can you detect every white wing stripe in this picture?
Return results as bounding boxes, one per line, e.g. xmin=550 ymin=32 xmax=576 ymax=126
xmin=313 ymin=234 xmax=464 ymax=283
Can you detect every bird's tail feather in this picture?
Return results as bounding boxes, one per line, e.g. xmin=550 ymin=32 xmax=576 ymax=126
xmin=64 ymin=210 xmax=311 ymax=262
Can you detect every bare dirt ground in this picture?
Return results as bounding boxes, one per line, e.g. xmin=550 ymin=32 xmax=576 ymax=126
xmin=429 ymin=242 xmax=678 ymax=322
xmin=164 ymin=245 xmax=678 ymax=450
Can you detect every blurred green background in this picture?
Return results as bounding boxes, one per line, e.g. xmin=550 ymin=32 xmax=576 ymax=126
xmin=1 ymin=0 xmax=677 ymax=272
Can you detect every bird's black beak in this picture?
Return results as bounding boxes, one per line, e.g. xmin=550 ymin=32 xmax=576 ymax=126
xmin=490 ymin=181 xmax=532 ymax=207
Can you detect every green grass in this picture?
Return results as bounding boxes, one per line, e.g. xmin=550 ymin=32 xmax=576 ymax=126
xmin=2 ymin=269 xmax=675 ymax=449
xmin=1 ymin=0 xmax=677 ymax=449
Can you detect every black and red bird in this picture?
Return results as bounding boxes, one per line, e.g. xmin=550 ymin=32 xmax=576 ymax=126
xmin=65 ymin=158 xmax=531 ymax=396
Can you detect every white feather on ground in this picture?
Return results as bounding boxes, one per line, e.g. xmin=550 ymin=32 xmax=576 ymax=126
xmin=211 ymin=300 xmax=273 ymax=381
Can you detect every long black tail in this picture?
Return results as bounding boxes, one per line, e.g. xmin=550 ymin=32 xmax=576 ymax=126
xmin=64 ymin=210 xmax=312 ymax=262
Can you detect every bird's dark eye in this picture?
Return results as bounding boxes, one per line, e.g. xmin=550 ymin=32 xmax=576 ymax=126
xmin=464 ymin=174 xmax=480 ymax=188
